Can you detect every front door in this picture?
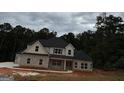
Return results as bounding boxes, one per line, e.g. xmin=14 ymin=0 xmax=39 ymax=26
xmin=66 ymin=60 xmax=73 ymax=70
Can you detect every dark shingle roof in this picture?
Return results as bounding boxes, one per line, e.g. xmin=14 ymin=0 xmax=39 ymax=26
xmin=74 ymin=50 xmax=92 ymax=61
xmin=39 ymin=37 xmax=68 ymax=48
xmin=18 ymin=37 xmax=92 ymax=61
xmin=50 ymin=50 xmax=92 ymax=61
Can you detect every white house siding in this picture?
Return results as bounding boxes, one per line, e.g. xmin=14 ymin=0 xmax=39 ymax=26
xmin=45 ymin=44 xmax=75 ymax=56
xmin=15 ymin=54 xmax=21 ymax=64
xmin=65 ymin=44 xmax=75 ymax=56
xmin=47 ymin=47 xmax=54 ymax=54
xmin=45 ymin=47 xmax=50 ymax=53
xmin=46 ymin=47 xmax=65 ymax=55
xmin=24 ymin=41 xmax=48 ymax=55
xmin=15 ymin=54 xmax=49 ymax=68
xmin=73 ymin=60 xmax=93 ymax=71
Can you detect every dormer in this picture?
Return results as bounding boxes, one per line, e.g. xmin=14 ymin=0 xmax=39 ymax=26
xmin=22 ymin=37 xmax=75 ymax=56
xmin=23 ymin=41 xmax=48 ymax=54
xmin=65 ymin=43 xmax=75 ymax=56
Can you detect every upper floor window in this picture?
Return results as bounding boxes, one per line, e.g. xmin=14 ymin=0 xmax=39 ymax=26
xmin=90 ymin=63 xmax=93 ymax=69
xmin=54 ymin=48 xmax=62 ymax=54
xmin=68 ymin=50 xmax=71 ymax=55
xmin=27 ymin=58 xmax=30 ymax=64
xmin=35 ymin=46 xmax=39 ymax=52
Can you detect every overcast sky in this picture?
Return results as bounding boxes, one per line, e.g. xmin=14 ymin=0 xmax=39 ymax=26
xmin=0 ymin=12 xmax=124 ymax=36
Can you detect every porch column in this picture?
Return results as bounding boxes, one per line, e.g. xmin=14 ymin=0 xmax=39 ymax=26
xmin=64 ymin=60 xmax=66 ymax=70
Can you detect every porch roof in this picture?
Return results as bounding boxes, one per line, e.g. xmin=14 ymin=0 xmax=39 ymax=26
xmin=20 ymin=52 xmax=49 ymax=56
xmin=49 ymin=54 xmax=73 ymax=60
xmin=49 ymin=51 xmax=92 ymax=61
xmin=74 ymin=50 xmax=92 ymax=61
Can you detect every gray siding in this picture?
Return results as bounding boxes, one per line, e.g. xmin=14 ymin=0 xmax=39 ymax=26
xmin=15 ymin=40 xmax=93 ymax=71
xmin=73 ymin=60 xmax=93 ymax=71
xmin=65 ymin=43 xmax=75 ymax=57
xmin=15 ymin=54 xmax=93 ymax=71
xmin=15 ymin=54 xmax=49 ymax=68
xmin=24 ymin=41 xmax=48 ymax=55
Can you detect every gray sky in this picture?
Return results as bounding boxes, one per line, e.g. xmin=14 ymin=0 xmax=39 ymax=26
xmin=0 ymin=12 xmax=124 ymax=36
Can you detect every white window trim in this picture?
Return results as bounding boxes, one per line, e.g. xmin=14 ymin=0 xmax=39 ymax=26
xmin=27 ymin=58 xmax=31 ymax=64
xmin=68 ymin=50 xmax=71 ymax=55
xmin=74 ymin=62 xmax=78 ymax=68
xmin=39 ymin=59 xmax=43 ymax=65
xmin=53 ymin=48 xmax=63 ymax=55
xmin=35 ymin=46 xmax=39 ymax=52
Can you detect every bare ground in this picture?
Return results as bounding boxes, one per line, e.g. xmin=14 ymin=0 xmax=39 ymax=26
xmin=0 ymin=67 xmax=124 ymax=81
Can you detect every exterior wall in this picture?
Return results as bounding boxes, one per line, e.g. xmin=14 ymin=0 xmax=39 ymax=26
xmin=24 ymin=41 xmax=75 ymax=57
xmin=15 ymin=54 xmax=49 ymax=68
xmin=24 ymin=41 xmax=48 ymax=54
xmin=15 ymin=54 xmax=21 ymax=64
xmin=65 ymin=44 xmax=75 ymax=56
xmin=46 ymin=47 xmax=65 ymax=55
xmin=14 ymin=40 xmax=93 ymax=71
xmin=15 ymin=54 xmax=93 ymax=71
xmin=45 ymin=47 xmax=54 ymax=54
xmin=45 ymin=47 xmax=50 ymax=54
xmin=73 ymin=60 xmax=93 ymax=71
xmin=45 ymin=44 xmax=75 ymax=57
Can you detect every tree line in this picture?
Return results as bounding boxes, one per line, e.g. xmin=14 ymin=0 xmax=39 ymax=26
xmin=0 ymin=13 xmax=124 ymax=69
xmin=0 ymin=24 xmax=57 ymax=61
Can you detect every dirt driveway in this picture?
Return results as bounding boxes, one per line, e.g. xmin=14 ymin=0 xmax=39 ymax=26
xmin=0 ymin=67 xmax=124 ymax=81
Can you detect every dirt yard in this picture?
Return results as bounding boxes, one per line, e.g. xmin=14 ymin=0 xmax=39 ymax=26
xmin=0 ymin=67 xmax=124 ymax=81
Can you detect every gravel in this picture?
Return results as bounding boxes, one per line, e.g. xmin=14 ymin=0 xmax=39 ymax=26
xmin=0 ymin=62 xmax=19 ymax=68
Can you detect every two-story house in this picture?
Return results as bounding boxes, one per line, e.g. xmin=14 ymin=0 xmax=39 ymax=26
xmin=15 ymin=37 xmax=93 ymax=71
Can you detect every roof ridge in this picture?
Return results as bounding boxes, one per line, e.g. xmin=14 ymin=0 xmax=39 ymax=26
xmin=39 ymin=37 xmax=69 ymax=48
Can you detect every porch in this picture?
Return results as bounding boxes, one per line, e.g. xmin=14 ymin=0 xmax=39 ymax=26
xmin=48 ymin=59 xmax=73 ymax=71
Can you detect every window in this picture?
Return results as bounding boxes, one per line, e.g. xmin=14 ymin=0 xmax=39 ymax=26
xmin=35 ymin=46 xmax=39 ymax=52
xmin=52 ymin=61 xmax=61 ymax=66
xmin=27 ymin=58 xmax=30 ymax=64
xmin=81 ymin=63 xmax=84 ymax=69
xmin=75 ymin=62 xmax=77 ymax=68
xmin=90 ymin=63 xmax=93 ymax=69
xmin=54 ymin=48 xmax=62 ymax=54
xmin=75 ymin=62 xmax=77 ymax=65
xmin=85 ymin=63 xmax=88 ymax=69
xmin=39 ymin=59 xmax=43 ymax=65
xmin=68 ymin=50 xmax=71 ymax=55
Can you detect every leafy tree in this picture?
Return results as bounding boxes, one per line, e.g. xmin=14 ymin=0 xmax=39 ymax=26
xmin=0 ymin=23 xmax=57 ymax=62
xmin=0 ymin=13 xmax=124 ymax=70
xmin=0 ymin=23 xmax=12 ymax=32
xmin=113 ymin=57 xmax=124 ymax=68
xmin=93 ymin=13 xmax=124 ymax=69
